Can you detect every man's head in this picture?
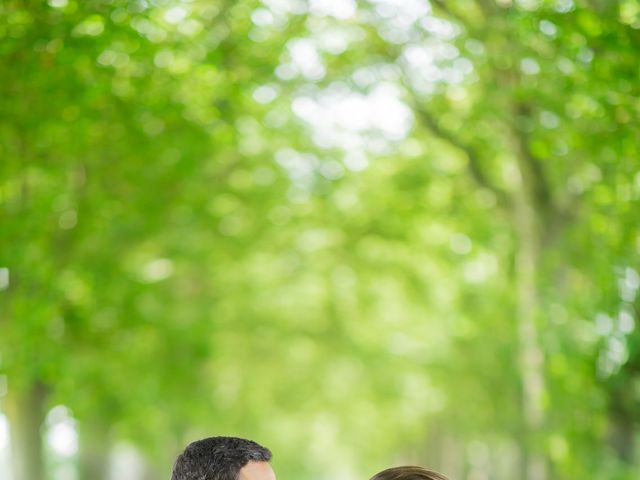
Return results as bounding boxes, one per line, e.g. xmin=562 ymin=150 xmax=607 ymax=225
xmin=370 ymin=466 xmax=449 ymax=480
xmin=171 ymin=436 xmax=274 ymax=480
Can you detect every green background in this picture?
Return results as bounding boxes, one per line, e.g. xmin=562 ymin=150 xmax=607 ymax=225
xmin=1 ymin=1 xmax=639 ymax=479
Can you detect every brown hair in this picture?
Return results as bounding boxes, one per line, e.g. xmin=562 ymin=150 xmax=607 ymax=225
xmin=370 ymin=466 xmax=449 ymax=480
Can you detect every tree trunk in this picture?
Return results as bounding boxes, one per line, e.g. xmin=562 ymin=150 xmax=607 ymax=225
xmin=609 ymin=409 xmax=634 ymax=464
xmin=142 ymin=461 xmax=162 ymax=480
xmin=78 ymin=418 xmax=111 ymax=480
xmin=607 ymin=356 xmax=639 ymax=464
xmin=513 ymin=161 xmax=547 ymax=480
xmin=6 ymin=380 xmax=48 ymax=480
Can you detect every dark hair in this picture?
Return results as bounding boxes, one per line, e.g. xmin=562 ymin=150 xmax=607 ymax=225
xmin=171 ymin=436 xmax=272 ymax=480
xmin=370 ymin=466 xmax=449 ymax=480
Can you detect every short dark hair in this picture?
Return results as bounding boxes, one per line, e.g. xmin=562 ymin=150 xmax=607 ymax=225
xmin=370 ymin=466 xmax=449 ymax=480
xmin=171 ymin=436 xmax=272 ymax=480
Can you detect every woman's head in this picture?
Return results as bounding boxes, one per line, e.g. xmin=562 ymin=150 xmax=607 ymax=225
xmin=370 ymin=466 xmax=449 ymax=480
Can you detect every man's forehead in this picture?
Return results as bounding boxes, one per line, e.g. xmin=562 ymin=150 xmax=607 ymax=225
xmin=239 ymin=461 xmax=276 ymax=480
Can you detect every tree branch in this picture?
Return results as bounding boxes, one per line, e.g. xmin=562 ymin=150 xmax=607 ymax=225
xmin=511 ymin=102 xmax=555 ymax=217
xmin=411 ymin=99 xmax=510 ymax=209
xmin=429 ymin=0 xmax=492 ymax=36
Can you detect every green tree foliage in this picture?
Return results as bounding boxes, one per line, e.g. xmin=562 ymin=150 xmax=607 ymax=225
xmin=0 ymin=1 xmax=638 ymax=480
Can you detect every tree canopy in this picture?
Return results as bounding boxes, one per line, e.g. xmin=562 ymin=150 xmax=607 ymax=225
xmin=1 ymin=1 xmax=639 ymax=480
